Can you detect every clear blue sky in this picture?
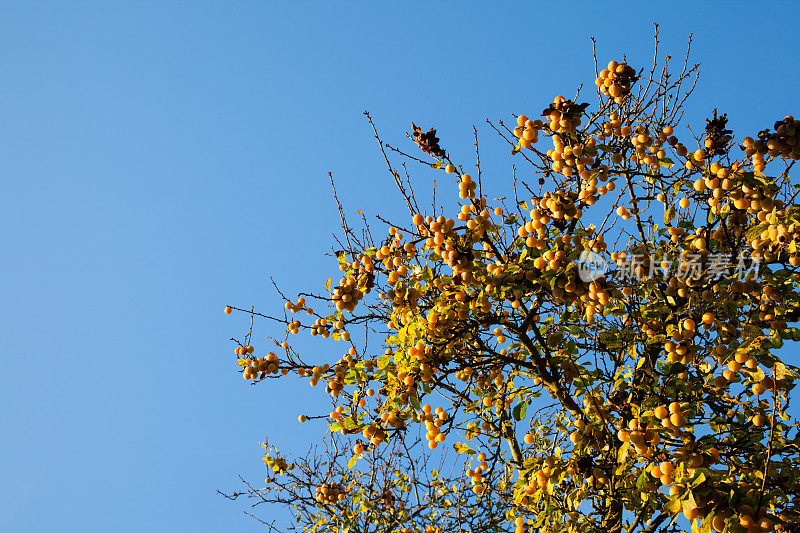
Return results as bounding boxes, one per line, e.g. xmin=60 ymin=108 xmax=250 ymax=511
xmin=1 ymin=2 xmax=799 ymax=532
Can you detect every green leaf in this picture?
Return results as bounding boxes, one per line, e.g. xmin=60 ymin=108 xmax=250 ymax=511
xmin=377 ymin=351 xmax=393 ymax=370
xmin=636 ymin=471 xmax=649 ymax=492
xmin=409 ymin=396 xmax=421 ymax=410
xmin=513 ymin=401 xmax=527 ymax=421
xmin=664 ymin=206 xmax=676 ymax=225
xmin=430 ymin=161 xmax=444 ymax=169
xmin=689 ymin=471 xmax=706 ymax=488
xmin=770 ymin=329 xmax=784 ymax=349
xmin=659 ymin=157 xmax=675 ymax=168
xmin=745 ymin=222 xmax=768 ymax=242
xmin=748 ymin=366 xmax=766 ymax=383
xmin=348 ymin=455 xmax=358 ymax=469
xmin=776 ymin=361 xmax=787 ymax=381
xmin=342 ymin=417 xmax=360 ymax=430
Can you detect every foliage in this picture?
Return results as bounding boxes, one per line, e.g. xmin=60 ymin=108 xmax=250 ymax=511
xmin=222 ymin=33 xmax=800 ymax=533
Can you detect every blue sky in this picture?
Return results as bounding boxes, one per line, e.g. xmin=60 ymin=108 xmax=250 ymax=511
xmin=1 ymin=2 xmax=799 ymax=532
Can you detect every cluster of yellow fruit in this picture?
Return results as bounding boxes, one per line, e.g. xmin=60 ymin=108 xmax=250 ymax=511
xmin=654 ymin=401 xmax=688 ymax=429
xmin=536 ymin=190 xmax=582 ymax=224
xmin=413 ymin=213 xmax=456 ymax=250
xmin=465 ymin=458 xmax=489 ymax=495
xmin=543 ymin=96 xmax=589 ymax=135
xmin=262 ymin=453 xmax=293 ymax=474
xmin=360 ymin=422 xmax=388 ymax=446
xmin=578 ymin=167 xmax=614 ymax=205
xmin=323 ymin=350 xmax=362 ymax=397
xmin=648 ymin=460 xmax=680 ymax=488
xmin=331 ymin=275 xmax=364 ymax=313
xmin=712 ymin=346 xmax=780 ymax=400
xmin=546 ymin=130 xmax=597 ymax=178
xmin=512 ymin=114 xmax=541 ymax=150
xmin=309 ymin=317 xmax=334 ymax=338
xmin=598 ymin=111 xmax=623 ymax=139
xmin=731 ymin=506 xmax=779 ymax=533
xmin=242 ymin=352 xmax=283 ymax=380
xmin=520 ymin=455 xmax=559 ymax=498
xmin=374 ymin=232 xmax=412 ymax=285
xmin=284 ymin=296 xmax=310 ymax=314
xmin=464 ymin=206 xmax=492 ymax=238
xmin=531 ymin=237 xmax=573 ymax=272
xmin=457 ymin=173 xmax=477 ymax=199
xmin=663 ymin=317 xmax=701 ymax=365
xmin=287 ymin=319 xmax=302 ymax=335
xmin=421 ymin=404 xmax=447 ymax=449
xmin=743 ymin=116 xmax=800 ymax=165
xmin=752 ymin=216 xmax=800 ymax=266
xmin=407 ymin=342 xmax=436 ymax=382
xmin=512 ymin=516 xmax=535 ymax=533
xmin=568 ymin=418 xmax=597 ymax=448
xmin=617 ymin=418 xmax=661 ymax=456
xmin=595 ymin=60 xmax=637 ymax=102
xmin=234 ymin=344 xmax=254 ymax=356
xmin=352 ymin=439 xmax=366 ymax=456
xmin=378 ymin=409 xmax=406 ymax=430
xmin=315 ymin=482 xmax=345 ymax=504
xmin=628 ymin=124 xmax=673 ymax=168
xmin=382 ymin=280 xmax=422 ymax=317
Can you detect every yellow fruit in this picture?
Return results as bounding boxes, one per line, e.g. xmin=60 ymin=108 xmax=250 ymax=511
xmin=669 ymin=412 xmax=685 ymax=427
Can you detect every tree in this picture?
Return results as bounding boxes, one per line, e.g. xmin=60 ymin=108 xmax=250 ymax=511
xmin=221 ymin=32 xmax=800 ymax=533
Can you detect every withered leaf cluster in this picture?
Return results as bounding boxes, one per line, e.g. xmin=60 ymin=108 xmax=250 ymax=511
xmin=411 ymin=123 xmax=446 ymax=159
xmin=705 ymin=108 xmax=733 ymax=156
xmin=541 ymin=100 xmax=590 ymax=121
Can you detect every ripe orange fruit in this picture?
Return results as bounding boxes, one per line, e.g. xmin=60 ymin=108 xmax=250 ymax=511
xmin=224 ymin=306 xmax=232 ymax=314
xmin=669 ymin=412 xmax=685 ymax=427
